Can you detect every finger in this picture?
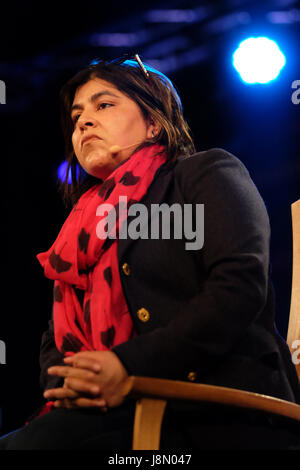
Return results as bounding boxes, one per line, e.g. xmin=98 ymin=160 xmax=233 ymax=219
xmin=43 ymin=387 xmax=79 ymax=400
xmin=64 ymin=376 xmax=101 ymax=396
xmin=64 ymin=351 xmax=103 ymax=363
xmin=53 ymin=399 xmax=75 ymax=409
xmin=48 ymin=365 xmax=97 ymax=380
xmin=71 ymin=397 xmax=107 ymax=408
xmin=64 ymin=357 xmax=101 ymax=373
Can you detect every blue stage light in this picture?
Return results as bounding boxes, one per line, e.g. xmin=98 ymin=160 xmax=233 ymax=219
xmin=57 ymin=161 xmax=79 ymax=184
xmin=233 ymin=37 xmax=286 ymax=84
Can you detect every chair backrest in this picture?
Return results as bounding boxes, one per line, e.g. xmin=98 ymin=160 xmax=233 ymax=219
xmin=287 ymin=200 xmax=300 ymax=380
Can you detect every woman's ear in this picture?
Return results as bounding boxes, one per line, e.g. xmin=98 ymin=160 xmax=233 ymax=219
xmin=146 ymin=117 xmax=161 ymax=139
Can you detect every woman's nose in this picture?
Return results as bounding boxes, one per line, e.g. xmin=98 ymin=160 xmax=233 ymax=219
xmin=78 ymin=115 xmax=98 ymax=130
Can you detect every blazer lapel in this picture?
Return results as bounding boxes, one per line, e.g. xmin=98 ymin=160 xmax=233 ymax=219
xmin=117 ymin=160 xmax=176 ymax=263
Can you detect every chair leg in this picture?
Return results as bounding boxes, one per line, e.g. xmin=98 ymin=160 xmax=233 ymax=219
xmin=132 ymin=398 xmax=167 ymax=450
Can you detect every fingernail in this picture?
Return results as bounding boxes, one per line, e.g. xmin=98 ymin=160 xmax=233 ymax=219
xmin=91 ymin=386 xmax=100 ymax=394
xmin=64 ymin=357 xmax=72 ymax=362
xmin=95 ymin=400 xmax=106 ymax=407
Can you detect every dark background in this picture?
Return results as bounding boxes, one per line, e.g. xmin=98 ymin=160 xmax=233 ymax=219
xmin=0 ymin=0 xmax=299 ymax=433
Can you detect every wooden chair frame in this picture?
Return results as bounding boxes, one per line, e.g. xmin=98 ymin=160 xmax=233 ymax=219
xmin=121 ymin=200 xmax=300 ymax=450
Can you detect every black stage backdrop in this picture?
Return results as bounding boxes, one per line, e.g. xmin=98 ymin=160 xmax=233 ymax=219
xmin=0 ymin=0 xmax=300 ymax=434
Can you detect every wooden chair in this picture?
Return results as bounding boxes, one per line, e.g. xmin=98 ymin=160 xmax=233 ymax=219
xmin=121 ymin=200 xmax=300 ymax=450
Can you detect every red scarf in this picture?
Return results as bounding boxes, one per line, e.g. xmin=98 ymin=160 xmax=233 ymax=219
xmin=37 ymin=144 xmax=167 ymax=355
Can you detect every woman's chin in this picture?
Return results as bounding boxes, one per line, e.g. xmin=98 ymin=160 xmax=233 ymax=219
xmin=80 ymin=148 xmax=125 ymax=180
xmin=85 ymin=162 xmax=113 ymax=181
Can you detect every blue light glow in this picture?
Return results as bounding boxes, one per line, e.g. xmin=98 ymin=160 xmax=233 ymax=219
xmin=145 ymin=9 xmax=198 ymax=23
xmin=57 ymin=161 xmax=79 ymax=184
xmin=233 ymin=37 xmax=286 ymax=84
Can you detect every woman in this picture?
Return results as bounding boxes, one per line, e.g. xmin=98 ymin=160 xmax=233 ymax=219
xmin=1 ymin=54 xmax=300 ymax=450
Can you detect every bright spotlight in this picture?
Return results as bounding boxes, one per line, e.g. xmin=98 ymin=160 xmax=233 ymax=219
xmin=233 ymin=37 xmax=286 ymax=84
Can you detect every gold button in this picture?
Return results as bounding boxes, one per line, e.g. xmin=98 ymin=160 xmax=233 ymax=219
xmin=187 ymin=371 xmax=197 ymax=382
xmin=137 ymin=307 xmax=150 ymax=322
xmin=122 ymin=263 xmax=131 ymax=276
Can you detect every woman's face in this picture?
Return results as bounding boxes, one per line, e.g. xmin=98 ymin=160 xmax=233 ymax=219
xmin=71 ymin=78 xmax=156 ymax=180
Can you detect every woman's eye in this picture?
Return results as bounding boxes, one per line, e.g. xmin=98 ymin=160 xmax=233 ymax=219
xmin=97 ymin=102 xmax=112 ymax=110
xmin=71 ymin=103 xmax=112 ymax=124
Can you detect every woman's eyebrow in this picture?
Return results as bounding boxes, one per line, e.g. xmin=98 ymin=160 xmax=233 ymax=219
xmin=71 ymin=90 xmax=120 ymax=113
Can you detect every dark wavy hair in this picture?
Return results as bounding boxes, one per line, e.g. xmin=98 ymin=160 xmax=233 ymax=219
xmin=59 ymin=56 xmax=196 ymax=208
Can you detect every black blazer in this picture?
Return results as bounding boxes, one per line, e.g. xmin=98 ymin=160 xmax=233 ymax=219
xmin=39 ymin=148 xmax=300 ymax=404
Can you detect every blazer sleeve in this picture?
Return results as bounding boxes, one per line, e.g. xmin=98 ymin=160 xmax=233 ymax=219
xmin=39 ymin=317 xmax=64 ymax=391
xmin=112 ymin=148 xmax=272 ymax=379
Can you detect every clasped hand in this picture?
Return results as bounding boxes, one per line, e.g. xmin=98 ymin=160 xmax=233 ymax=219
xmin=43 ymin=350 xmax=128 ymax=411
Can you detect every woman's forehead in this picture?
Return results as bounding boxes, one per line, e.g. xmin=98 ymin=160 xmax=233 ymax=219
xmin=73 ymin=78 xmax=122 ymax=103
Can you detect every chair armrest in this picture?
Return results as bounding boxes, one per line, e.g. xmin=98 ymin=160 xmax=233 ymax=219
xmin=122 ymin=376 xmax=300 ymax=422
xmin=287 ymin=199 xmax=300 ymax=381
